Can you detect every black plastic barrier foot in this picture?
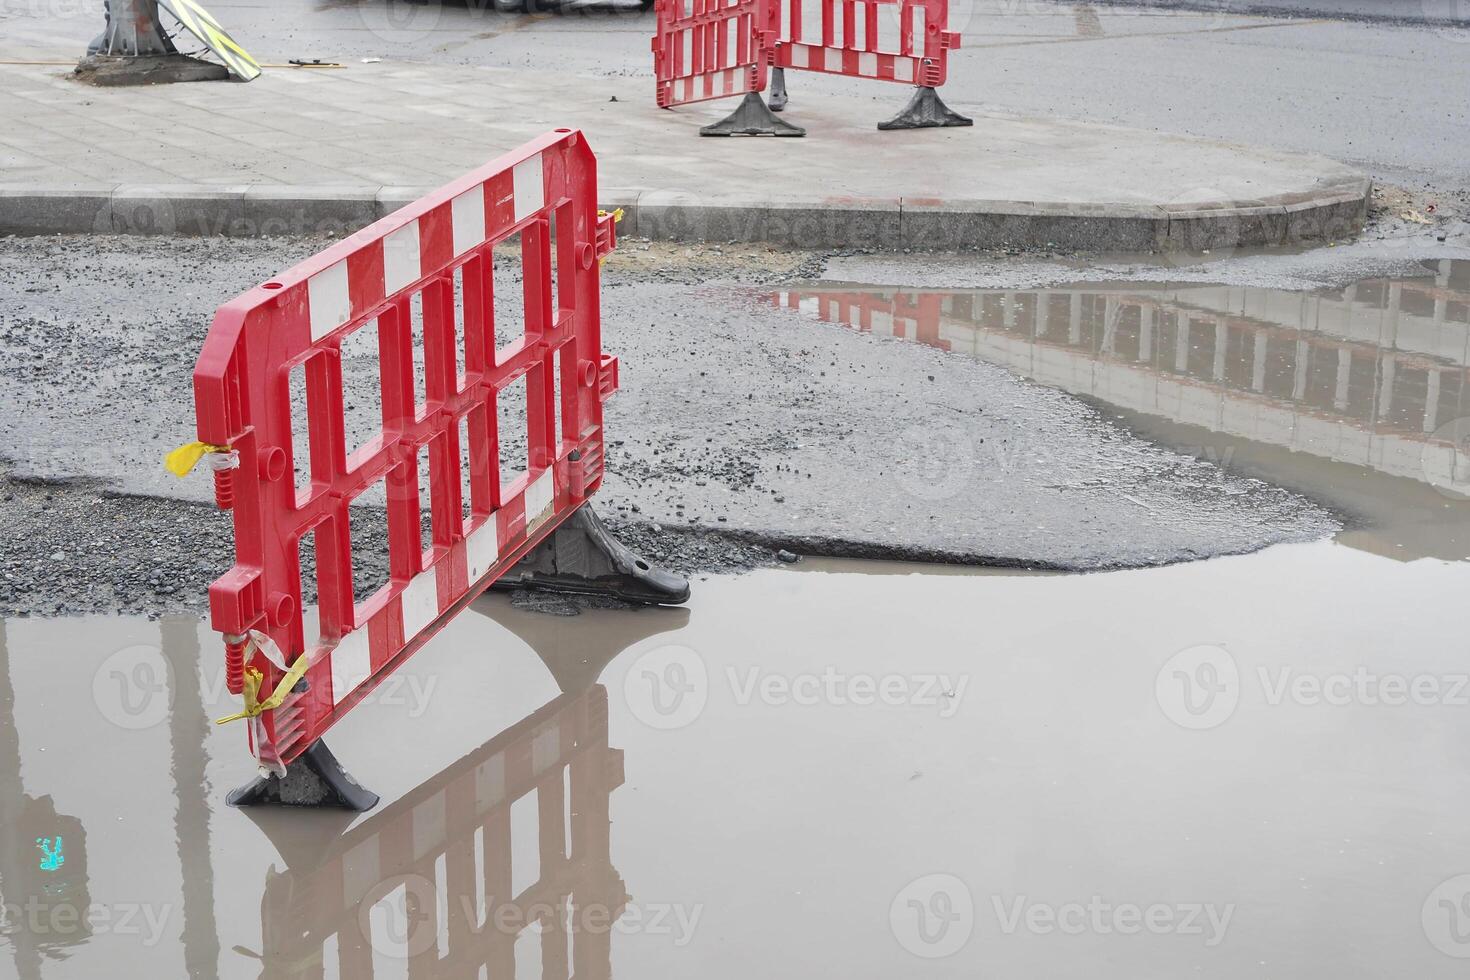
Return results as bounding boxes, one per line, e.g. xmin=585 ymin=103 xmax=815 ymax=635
xmin=494 ymin=504 xmax=691 ymax=605
xmin=877 ymin=86 xmax=974 ymax=131
xmin=701 ymin=92 xmax=806 ymax=137
xmin=227 ymin=739 xmax=380 ymax=811
xmin=768 ymin=67 xmax=789 ymax=112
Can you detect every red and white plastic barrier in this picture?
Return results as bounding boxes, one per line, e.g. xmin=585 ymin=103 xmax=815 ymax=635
xmin=192 ymin=129 xmax=619 ymax=769
xmin=653 ymin=0 xmax=777 ymax=107
xmin=652 ymin=0 xmax=962 ymax=113
xmin=775 ymin=0 xmax=959 ymax=87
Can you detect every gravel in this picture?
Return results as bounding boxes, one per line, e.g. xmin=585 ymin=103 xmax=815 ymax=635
xmin=0 ymin=234 xmax=1356 ymax=618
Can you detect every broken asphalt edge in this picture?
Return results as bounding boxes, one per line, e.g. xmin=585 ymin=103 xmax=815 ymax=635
xmin=27 ymin=473 xmax=1342 ymax=578
xmin=0 ymin=177 xmax=1371 ymax=251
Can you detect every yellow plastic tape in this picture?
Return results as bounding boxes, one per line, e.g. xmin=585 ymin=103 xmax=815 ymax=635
xmin=165 ymin=440 xmax=230 ymax=477
xmin=214 ymin=654 xmax=312 ymax=725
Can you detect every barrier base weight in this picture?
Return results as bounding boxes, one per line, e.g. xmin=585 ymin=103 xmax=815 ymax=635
xmin=768 ymin=67 xmax=789 ymax=112
xmin=226 ymin=739 xmax=380 ymax=811
xmin=700 ymin=92 xmax=806 ymax=137
xmin=877 ymin=86 xmax=974 ymax=131
xmin=493 ymin=504 xmax=691 ymax=605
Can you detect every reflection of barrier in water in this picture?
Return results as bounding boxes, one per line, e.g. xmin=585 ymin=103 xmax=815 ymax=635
xmin=250 ymin=686 xmax=623 ymax=978
xmin=0 ymin=622 xmax=92 ymax=980
xmin=160 ymin=616 xmax=222 ymax=979
xmin=773 ymin=260 xmax=1470 ymax=559
xmin=241 ymin=595 xmax=688 ymax=978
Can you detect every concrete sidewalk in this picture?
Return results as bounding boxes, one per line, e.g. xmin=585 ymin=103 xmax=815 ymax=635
xmin=0 ymin=47 xmax=1369 ymax=250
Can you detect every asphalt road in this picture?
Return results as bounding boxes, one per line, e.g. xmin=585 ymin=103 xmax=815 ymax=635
xmin=1085 ymin=0 xmax=1470 ymax=26
xmin=5 ymin=0 xmax=1467 ymax=194
xmin=0 ymin=234 xmax=1360 ymax=617
xmin=0 ymin=0 xmax=1464 ymax=615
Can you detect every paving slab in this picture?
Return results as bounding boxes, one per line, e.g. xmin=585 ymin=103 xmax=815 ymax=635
xmin=0 ymin=48 xmax=1369 ymax=250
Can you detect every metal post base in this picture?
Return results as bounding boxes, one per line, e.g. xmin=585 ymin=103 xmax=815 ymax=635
xmin=877 ymin=86 xmax=974 ymax=131
xmin=700 ymin=92 xmax=806 ymax=137
xmin=226 ymin=739 xmax=379 ymax=811
xmin=768 ymin=67 xmax=789 ymax=112
xmin=494 ymin=504 xmax=691 ymax=605
xmin=87 ymin=0 xmax=176 ymax=57
xmin=75 ymin=53 xmax=229 ymax=86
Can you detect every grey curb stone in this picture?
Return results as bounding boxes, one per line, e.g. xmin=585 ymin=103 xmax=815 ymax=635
xmin=0 ymin=186 xmax=115 ymax=237
xmin=902 ymin=200 xmax=1169 ymax=252
xmin=377 ymin=186 xmax=436 ymax=221
xmin=110 ymin=184 xmax=250 ymax=236
xmin=0 ymin=179 xmax=1373 ymax=251
xmin=242 ymin=186 xmax=378 ymax=238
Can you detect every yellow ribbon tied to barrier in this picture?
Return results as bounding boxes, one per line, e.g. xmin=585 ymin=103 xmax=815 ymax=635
xmin=214 ymin=655 xmax=312 ymax=726
xmin=165 ymin=440 xmax=231 ymax=478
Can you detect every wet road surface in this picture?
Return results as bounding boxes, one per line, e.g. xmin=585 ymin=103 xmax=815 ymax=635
xmin=768 ymin=258 xmax=1470 ymax=561
xmin=0 ymin=237 xmax=1341 ymax=613
xmin=3 ymin=544 xmax=1470 ymax=977
xmin=5 ymin=254 xmax=1470 ymax=974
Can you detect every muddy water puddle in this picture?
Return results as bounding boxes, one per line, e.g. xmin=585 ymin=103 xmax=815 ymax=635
xmin=6 ymin=260 xmax=1470 ymax=976
xmin=771 ymin=259 xmax=1470 ymax=561
xmin=3 ymin=543 xmax=1470 ymax=977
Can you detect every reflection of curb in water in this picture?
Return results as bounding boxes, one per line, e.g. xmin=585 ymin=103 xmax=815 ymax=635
xmin=1421 ymin=1 xmax=1470 ymax=43
xmin=772 ymin=260 xmax=1470 ymax=493
xmin=1422 ymin=417 xmax=1470 ymax=499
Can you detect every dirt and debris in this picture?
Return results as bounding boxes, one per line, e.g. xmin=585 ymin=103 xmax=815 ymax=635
xmin=0 ymin=234 xmax=1399 ymax=619
xmin=1367 ymin=183 xmax=1468 ymax=245
xmin=0 ymin=464 xmax=783 ymax=619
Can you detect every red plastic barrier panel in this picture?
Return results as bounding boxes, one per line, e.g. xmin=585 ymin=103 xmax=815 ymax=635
xmin=653 ymin=0 xmax=776 ymax=107
xmin=774 ymin=0 xmax=960 ymax=87
xmin=192 ymin=129 xmax=620 ymax=770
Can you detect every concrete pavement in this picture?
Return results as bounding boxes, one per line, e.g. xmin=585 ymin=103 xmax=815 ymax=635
xmin=0 ymin=42 xmax=1368 ymax=249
